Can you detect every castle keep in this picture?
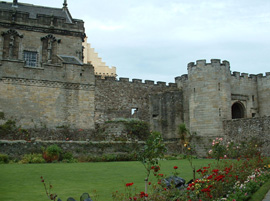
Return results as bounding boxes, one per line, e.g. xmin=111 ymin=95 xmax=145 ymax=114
xmin=0 ymin=1 xmax=269 ymax=155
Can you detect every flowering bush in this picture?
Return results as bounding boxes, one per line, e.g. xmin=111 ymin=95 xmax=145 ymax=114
xmin=111 ymin=137 xmax=270 ymax=201
xmin=208 ymin=137 xmax=264 ymax=160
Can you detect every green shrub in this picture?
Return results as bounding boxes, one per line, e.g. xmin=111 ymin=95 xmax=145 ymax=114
xmin=0 ymin=119 xmax=17 ymax=134
xmin=0 ymin=112 xmax=4 ymax=120
xmin=0 ymin=153 xmax=9 ymax=164
xmin=124 ymin=120 xmax=150 ymax=140
xmin=43 ymin=145 xmax=62 ymax=162
xmin=61 ymin=152 xmax=78 ymax=163
xmin=19 ymin=153 xmax=45 ymax=164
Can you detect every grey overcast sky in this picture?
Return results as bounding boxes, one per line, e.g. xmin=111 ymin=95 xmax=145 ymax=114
xmin=6 ymin=0 xmax=270 ymax=83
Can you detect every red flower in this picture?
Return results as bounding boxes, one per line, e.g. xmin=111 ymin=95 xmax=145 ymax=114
xmin=174 ymin=166 xmax=178 ymax=169
xmin=148 ymin=182 xmax=151 ymax=185
xmin=196 ymin=169 xmax=202 ymax=172
xmin=126 ymin=182 xmax=134 ymax=187
xmin=158 ymin=173 xmax=164 ymax=177
xmin=164 ymin=188 xmax=167 ymax=191
xmin=207 ymin=175 xmax=213 ymax=179
xmin=145 ymin=193 xmax=148 ymax=197
xmin=133 ymin=197 xmax=137 ymax=200
xmin=212 ymin=169 xmax=219 ymax=173
xmin=41 ymin=179 xmax=44 ymax=183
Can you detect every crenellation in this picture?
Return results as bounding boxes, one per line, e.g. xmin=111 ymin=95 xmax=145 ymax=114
xmin=232 ymin=71 xmax=240 ymax=77
xmin=144 ymin=80 xmax=154 ymax=85
xmin=196 ymin=59 xmax=206 ymax=66
xmin=249 ymin=74 xmax=257 ymax=79
xmin=266 ymin=72 xmax=270 ymax=77
xmin=241 ymin=73 xmax=248 ymax=78
xmin=132 ymin=79 xmax=142 ymax=83
xmin=222 ymin=60 xmax=230 ymax=67
xmin=119 ymin=77 xmax=129 ymax=82
xmin=187 ymin=62 xmax=195 ymax=68
xmin=157 ymin=81 xmax=166 ymax=86
xmin=210 ymin=59 xmax=221 ymax=66
xmin=257 ymin=73 xmax=263 ymax=78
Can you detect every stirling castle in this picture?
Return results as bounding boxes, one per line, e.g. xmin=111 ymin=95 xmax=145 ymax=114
xmin=0 ymin=1 xmax=269 ymax=156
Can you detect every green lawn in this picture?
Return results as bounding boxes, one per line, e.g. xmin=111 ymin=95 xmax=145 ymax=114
xmin=0 ymin=159 xmax=214 ymax=201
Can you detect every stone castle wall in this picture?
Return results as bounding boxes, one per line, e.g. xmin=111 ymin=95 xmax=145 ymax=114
xmin=223 ymin=116 xmax=270 ymax=156
xmin=0 ymin=61 xmax=95 ymax=129
xmin=94 ymin=76 xmax=183 ymax=139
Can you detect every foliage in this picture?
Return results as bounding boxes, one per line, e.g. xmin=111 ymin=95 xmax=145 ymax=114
xmin=77 ymin=153 xmax=137 ymax=163
xmin=61 ymin=152 xmax=78 ymax=163
xmin=208 ymin=136 xmax=264 ymax=160
xmin=0 ymin=119 xmax=17 ymax=134
xmin=19 ymin=153 xmax=45 ymax=164
xmin=137 ymin=131 xmax=167 ymax=193
xmin=178 ymin=123 xmax=197 ymax=180
xmin=0 ymin=112 xmax=5 ymax=120
xmin=43 ymin=145 xmax=62 ymax=162
xmin=0 ymin=153 xmax=9 ymax=164
xmin=124 ymin=120 xmax=150 ymax=140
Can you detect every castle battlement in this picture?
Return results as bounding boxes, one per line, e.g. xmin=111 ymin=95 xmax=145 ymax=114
xmin=231 ymin=71 xmax=270 ymax=80
xmin=95 ymin=75 xmax=177 ymax=88
xmin=188 ymin=59 xmax=230 ymax=69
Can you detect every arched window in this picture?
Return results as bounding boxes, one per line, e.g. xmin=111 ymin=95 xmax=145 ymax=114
xmin=41 ymin=34 xmax=60 ymax=64
xmin=231 ymin=102 xmax=245 ymax=119
xmin=1 ymin=29 xmax=23 ymax=60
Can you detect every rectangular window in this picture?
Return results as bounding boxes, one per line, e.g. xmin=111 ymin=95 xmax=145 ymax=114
xmin=24 ymin=51 xmax=37 ymax=67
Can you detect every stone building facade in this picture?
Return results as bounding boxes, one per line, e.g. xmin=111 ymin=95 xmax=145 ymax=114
xmin=0 ymin=1 xmax=269 ymax=154
xmin=0 ymin=1 xmax=95 ymax=129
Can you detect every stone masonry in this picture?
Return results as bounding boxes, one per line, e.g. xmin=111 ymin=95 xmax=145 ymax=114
xmin=0 ymin=1 xmax=270 ymax=156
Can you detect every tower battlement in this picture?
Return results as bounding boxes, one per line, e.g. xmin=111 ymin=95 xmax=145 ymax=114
xmin=188 ymin=59 xmax=230 ymax=69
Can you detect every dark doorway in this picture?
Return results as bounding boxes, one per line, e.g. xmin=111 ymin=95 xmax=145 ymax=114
xmin=231 ymin=102 xmax=245 ymax=119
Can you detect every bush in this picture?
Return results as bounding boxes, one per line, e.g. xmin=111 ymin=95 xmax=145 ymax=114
xmin=61 ymin=152 xmax=78 ymax=163
xmin=124 ymin=120 xmax=150 ymax=140
xmin=43 ymin=145 xmax=62 ymax=162
xmin=19 ymin=153 xmax=45 ymax=164
xmin=0 ymin=153 xmax=9 ymax=164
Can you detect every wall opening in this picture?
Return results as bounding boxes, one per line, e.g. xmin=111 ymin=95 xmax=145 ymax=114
xmin=231 ymin=102 xmax=245 ymax=119
xmin=131 ymin=108 xmax=138 ymax=118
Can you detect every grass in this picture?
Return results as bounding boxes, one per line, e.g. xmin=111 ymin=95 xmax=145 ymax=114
xmin=0 ymin=159 xmax=214 ymax=201
xmin=249 ymin=178 xmax=270 ymax=201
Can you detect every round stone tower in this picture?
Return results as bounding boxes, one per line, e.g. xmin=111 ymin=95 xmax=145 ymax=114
xmin=187 ymin=59 xmax=232 ymax=138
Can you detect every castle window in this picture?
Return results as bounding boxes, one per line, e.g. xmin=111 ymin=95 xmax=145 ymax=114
xmin=41 ymin=34 xmax=60 ymax=64
xmin=24 ymin=51 xmax=38 ymax=67
xmin=218 ymin=83 xmax=221 ymax=91
xmin=1 ymin=29 xmax=23 ymax=60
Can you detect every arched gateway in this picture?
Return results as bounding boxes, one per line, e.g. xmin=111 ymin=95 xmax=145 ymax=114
xmin=231 ymin=102 xmax=245 ymax=119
